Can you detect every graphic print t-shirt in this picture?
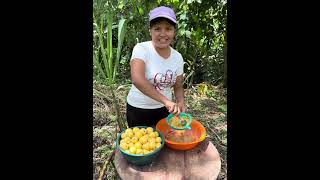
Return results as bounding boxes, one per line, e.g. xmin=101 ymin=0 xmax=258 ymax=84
xmin=127 ymin=41 xmax=184 ymax=109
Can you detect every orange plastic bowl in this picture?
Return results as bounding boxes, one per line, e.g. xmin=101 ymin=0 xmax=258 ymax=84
xmin=156 ymin=118 xmax=206 ymax=150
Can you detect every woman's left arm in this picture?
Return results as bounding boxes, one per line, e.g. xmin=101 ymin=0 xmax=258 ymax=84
xmin=173 ymin=75 xmax=185 ymax=112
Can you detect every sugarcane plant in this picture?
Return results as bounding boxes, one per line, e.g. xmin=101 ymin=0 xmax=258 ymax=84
xmin=93 ymin=3 xmax=127 ymax=132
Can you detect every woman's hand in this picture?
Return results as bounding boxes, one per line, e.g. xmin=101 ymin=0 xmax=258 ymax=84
xmin=164 ymin=100 xmax=180 ymax=115
xmin=164 ymin=100 xmax=185 ymax=115
xmin=173 ymin=75 xmax=185 ymax=115
xmin=177 ymin=102 xmax=185 ymax=113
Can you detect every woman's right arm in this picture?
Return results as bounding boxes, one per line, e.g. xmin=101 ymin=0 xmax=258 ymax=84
xmin=130 ymin=59 xmax=179 ymax=115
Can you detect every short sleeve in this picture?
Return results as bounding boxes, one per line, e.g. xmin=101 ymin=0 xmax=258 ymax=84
xmin=176 ymin=53 xmax=184 ymax=76
xmin=130 ymin=43 xmax=147 ymax=63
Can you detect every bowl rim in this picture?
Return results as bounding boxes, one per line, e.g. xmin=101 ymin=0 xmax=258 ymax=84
xmin=116 ymin=126 xmax=165 ymax=157
xmin=158 ymin=118 xmax=207 ymax=145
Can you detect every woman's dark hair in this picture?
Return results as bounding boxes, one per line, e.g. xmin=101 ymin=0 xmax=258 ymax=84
xmin=150 ymin=17 xmax=176 ymax=29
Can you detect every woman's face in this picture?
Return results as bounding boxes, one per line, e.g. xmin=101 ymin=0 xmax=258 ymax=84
xmin=150 ymin=20 xmax=176 ymax=49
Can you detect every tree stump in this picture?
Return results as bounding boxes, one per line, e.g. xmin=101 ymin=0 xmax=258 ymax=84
xmin=114 ymin=138 xmax=221 ymax=180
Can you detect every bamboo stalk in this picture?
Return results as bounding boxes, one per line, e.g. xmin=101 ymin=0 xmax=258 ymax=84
xmin=98 ymin=149 xmax=116 ymax=180
xmin=109 ymin=84 xmax=124 ymax=132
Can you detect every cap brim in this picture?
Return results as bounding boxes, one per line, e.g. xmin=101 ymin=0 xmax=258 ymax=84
xmin=150 ymin=15 xmax=176 ymax=24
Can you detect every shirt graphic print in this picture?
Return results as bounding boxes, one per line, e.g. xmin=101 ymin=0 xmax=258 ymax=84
xmin=148 ymin=69 xmax=177 ymax=90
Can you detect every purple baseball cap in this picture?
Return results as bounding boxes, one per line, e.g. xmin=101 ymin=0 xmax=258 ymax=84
xmin=149 ymin=6 xmax=177 ymax=24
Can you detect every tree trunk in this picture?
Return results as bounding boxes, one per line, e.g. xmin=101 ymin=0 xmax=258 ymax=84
xmin=187 ymin=52 xmax=198 ymax=89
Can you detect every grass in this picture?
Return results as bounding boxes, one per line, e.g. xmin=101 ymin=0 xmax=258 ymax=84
xmin=93 ymin=81 xmax=227 ymax=180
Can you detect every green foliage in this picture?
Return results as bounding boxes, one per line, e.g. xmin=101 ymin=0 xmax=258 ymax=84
xmin=93 ymin=127 xmax=112 ymax=139
xmin=93 ymin=9 xmax=127 ymax=84
xmin=173 ymin=0 xmax=227 ymax=86
xmin=217 ymin=104 xmax=227 ymax=113
xmin=95 ymin=145 xmax=114 ymax=158
xmin=93 ymin=0 xmax=227 ymax=86
xmin=93 ymin=0 xmax=128 ymax=131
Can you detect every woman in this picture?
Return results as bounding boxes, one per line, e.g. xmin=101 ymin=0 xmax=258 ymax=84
xmin=126 ymin=6 xmax=185 ymax=127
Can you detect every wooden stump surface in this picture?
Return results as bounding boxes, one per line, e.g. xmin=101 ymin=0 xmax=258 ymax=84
xmin=115 ymin=138 xmax=221 ymax=180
